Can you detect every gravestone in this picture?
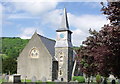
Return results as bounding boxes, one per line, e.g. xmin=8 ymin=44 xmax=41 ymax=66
xmin=2 ymin=74 xmax=6 ymax=80
xmin=8 ymin=74 xmax=21 ymax=83
xmin=13 ymin=74 xmax=21 ymax=83
xmin=103 ymin=78 xmax=107 ymax=84
xmin=118 ymin=79 xmax=120 ymax=84
xmin=112 ymin=79 xmax=116 ymax=84
xmin=42 ymin=76 xmax=47 ymax=82
xmin=5 ymin=75 xmax=9 ymax=82
xmin=54 ymin=80 xmax=60 ymax=82
xmin=24 ymin=76 xmax=27 ymax=82
xmin=8 ymin=75 xmax=13 ymax=82
xmin=31 ymin=76 xmax=37 ymax=82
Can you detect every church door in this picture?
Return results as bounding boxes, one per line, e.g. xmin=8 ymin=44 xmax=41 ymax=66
xmin=52 ymin=61 xmax=58 ymax=81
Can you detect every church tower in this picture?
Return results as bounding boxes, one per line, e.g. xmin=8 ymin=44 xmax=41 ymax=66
xmin=55 ymin=8 xmax=73 ymax=82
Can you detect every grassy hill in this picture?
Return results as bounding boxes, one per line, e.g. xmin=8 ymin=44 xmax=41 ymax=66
xmin=0 ymin=37 xmax=29 ymax=74
xmin=0 ymin=37 xmax=29 ymax=59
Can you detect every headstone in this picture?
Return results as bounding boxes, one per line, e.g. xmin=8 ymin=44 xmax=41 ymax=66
xmin=24 ymin=76 xmax=27 ymax=82
xmin=42 ymin=77 xmax=46 ymax=82
xmin=2 ymin=74 xmax=6 ymax=80
xmin=8 ymin=74 xmax=21 ymax=83
xmin=5 ymin=75 xmax=9 ymax=82
xmin=75 ymin=80 xmax=78 ymax=82
xmin=13 ymin=74 xmax=21 ymax=83
xmin=54 ymin=80 xmax=60 ymax=82
xmin=109 ymin=75 xmax=116 ymax=82
xmin=103 ymin=78 xmax=107 ymax=84
xmin=31 ymin=76 xmax=37 ymax=82
xmin=112 ymin=79 xmax=116 ymax=84
xmin=118 ymin=79 xmax=120 ymax=84
xmin=8 ymin=75 xmax=13 ymax=82
xmin=1 ymin=74 xmax=6 ymax=82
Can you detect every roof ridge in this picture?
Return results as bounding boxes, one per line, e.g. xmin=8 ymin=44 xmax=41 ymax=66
xmin=37 ymin=34 xmax=55 ymax=42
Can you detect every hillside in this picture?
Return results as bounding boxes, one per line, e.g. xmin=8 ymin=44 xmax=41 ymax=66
xmin=0 ymin=37 xmax=29 ymax=59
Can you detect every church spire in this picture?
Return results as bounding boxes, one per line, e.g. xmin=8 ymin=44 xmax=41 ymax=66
xmin=59 ymin=8 xmax=69 ymax=30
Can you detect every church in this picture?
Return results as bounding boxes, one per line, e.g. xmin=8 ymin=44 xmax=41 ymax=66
xmin=17 ymin=8 xmax=77 ymax=82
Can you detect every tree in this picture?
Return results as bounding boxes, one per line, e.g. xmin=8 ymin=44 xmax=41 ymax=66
xmin=77 ymin=1 xmax=120 ymax=82
xmin=1 ymin=37 xmax=29 ymax=74
xmin=101 ymin=1 xmax=120 ymax=78
xmin=2 ymin=58 xmax=17 ymax=74
xmin=76 ymin=30 xmax=99 ymax=84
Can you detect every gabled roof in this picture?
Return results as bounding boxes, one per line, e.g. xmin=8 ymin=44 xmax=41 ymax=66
xmin=37 ymin=34 xmax=56 ymax=58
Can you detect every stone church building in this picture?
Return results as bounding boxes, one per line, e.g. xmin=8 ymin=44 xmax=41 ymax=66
xmin=17 ymin=8 xmax=76 ymax=82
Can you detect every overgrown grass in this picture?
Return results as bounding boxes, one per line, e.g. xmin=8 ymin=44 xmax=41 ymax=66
xmin=46 ymin=81 xmax=56 ymax=84
xmin=72 ymin=76 xmax=85 ymax=83
xmin=21 ymin=79 xmax=32 ymax=82
xmin=0 ymin=79 xmax=6 ymax=84
xmin=0 ymin=79 xmax=2 ymax=84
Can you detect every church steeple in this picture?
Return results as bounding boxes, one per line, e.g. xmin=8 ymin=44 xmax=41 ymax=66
xmin=59 ymin=8 xmax=69 ymax=30
xmin=55 ymin=8 xmax=73 ymax=82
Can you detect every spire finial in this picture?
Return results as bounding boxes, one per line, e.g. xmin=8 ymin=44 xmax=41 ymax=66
xmin=34 ymin=29 xmax=37 ymax=35
xmin=59 ymin=8 xmax=69 ymax=30
xmin=35 ymin=29 xmax=37 ymax=33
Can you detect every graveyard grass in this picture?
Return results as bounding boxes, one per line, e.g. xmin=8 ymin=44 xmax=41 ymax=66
xmin=21 ymin=80 xmax=56 ymax=84
xmin=0 ymin=79 xmax=120 ymax=84
xmin=0 ymin=79 xmax=1 ymax=82
xmin=21 ymin=79 xmax=55 ymax=84
xmin=0 ymin=79 xmax=5 ymax=84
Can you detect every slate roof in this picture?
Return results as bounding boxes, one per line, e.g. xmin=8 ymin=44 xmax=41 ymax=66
xmin=38 ymin=34 xmax=56 ymax=59
xmin=58 ymin=8 xmax=69 ymax=30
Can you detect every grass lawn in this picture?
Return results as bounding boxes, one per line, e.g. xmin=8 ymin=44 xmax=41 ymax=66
xmin=0 ymin=79 xmax=119 ymax=84
xmin=21 ymin=79 xmax=32 ymax=82
xmin=0 ymin=79 xmax=6 ymax=84
xmin=0 ymin=79 xmax=2 ymax=84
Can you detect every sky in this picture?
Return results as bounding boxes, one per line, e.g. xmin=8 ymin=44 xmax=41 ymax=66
xmin=1 ymin=0 xmax=109 ymax=46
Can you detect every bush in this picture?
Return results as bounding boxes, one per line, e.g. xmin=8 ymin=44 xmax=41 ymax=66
xmin=72 ymin=76 xmax=85 ymax=83
xmin=96 ymin=74 xmax=102 ymax=83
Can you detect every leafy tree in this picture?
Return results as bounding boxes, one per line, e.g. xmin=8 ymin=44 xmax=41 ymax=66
xmin=101 ymin=1 xmax=120 ymax=78
xmin=0 ymin=37 xmax=29 ymax=74
xmin=2 ymin=58 xmax=17 ymax=74
xmin=77 ymin=1 xmax=120 ymax=82
xmin=76 ymin=30 xmax=100 ymax=84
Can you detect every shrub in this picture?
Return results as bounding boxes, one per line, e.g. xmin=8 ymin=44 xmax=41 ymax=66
xmin=96 ymin=74 xmax=101 ymax=83
xmin=72 ymin=76 xmax=85 ymax=83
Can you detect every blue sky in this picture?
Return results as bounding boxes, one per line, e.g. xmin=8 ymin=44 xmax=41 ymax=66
xmin=1 ymin=1 xmax=109 ymax=46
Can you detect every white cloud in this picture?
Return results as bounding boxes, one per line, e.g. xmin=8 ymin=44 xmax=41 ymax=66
xmin=42 ymin=9 xmax=62 ymax=28
xmin=68 ymin=14 xmax=108 ymax=31
xmin=3 ymin=0 xmax=64 ymax=2
xmin=12 ymin=2 xmax=58 ymax=15
xmin=18 ymin=27 xmax=44 ymax=39
xmin=2 ymin=0 xmax=61 ymax=16
xmin=68 ymin=14 xmax=108 ymax=46
xmin=41 ymin=9 xmax=108 ymax=46
xmin=82 ymin=2 xmax=102 ymax=8
xmin=2 ymin=0 xmax=107 ymax=2
xmin=0 ymin=3 xmax=3 ymax=37
xmin=72 ymin=29 xmax=89 ymax=46
xmin=7 ymin=13 xmax=40 ymax=19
